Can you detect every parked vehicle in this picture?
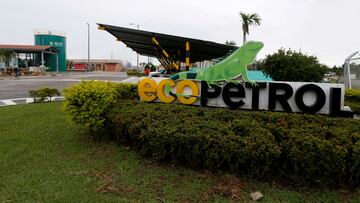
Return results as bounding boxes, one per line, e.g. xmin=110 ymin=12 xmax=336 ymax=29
xmin=148 ymin=69 xmax=171 ymax=77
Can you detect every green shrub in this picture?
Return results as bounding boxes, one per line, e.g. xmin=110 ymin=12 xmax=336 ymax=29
xmin=346 ymin=89 xmax=360 ymax=102
xmin=107 ymin=101 xmax=360 ymax=187
xmin=63 ymin=81 xmax=137 ymax=133
xmin=29 ymin=87 xmax=61 ymax=102
xmin=259 ymin=48 xmax=328 ymax=82
xmin=126 ymin=69 xmax=147 ymax=77
xmin=345 ymin=89 xmax=360 ymax=114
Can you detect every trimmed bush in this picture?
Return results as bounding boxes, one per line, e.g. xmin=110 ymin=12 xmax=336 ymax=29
xmin=107 ymin=101 xmax=360 ymax=187
xmin=126 ymin=69 xmax=147 ymax=77
xmin=346 ymin=89 xmax=360 ymax=102
xmin=29 ymin=87 xmax=61 ymax=102
xmin=345 ymin=89 xmax=360 ymax=114
xmin=63 ymin=81 xmax=137 ymax=132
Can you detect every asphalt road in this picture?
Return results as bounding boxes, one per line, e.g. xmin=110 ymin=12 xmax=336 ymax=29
xmin=0 ymin=72 xmax=129 ymax=100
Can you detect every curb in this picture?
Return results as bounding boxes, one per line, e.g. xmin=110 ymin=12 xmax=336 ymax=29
xmin=0 ymin=97 xmax=65 ymax=107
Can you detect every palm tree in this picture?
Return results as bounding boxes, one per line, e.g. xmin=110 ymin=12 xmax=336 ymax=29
xmin=239 ymin=12 xmax=262 ymax=44
xmin=0 ymin=50 xmax=14 ymax=71
xmin=225 ymin=40 xmax=236 ymax=45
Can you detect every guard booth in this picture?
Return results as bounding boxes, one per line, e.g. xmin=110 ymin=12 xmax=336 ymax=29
xmin=0 ymin=45 xmax=59 ymax=74
xmin=97 ymin=23 xmax=237 ymax=72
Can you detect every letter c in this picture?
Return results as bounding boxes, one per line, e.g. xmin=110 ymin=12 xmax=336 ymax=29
xmin=157 ymin=79 xmax=176 ymax=103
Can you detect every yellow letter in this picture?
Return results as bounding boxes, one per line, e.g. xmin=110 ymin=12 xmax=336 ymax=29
xmin=176 ymin=80 xmax=199 ymax=105
xmin=157 ymin=79 xmax=176 ymax=103
xmin=138 ymin=78 xmax=157 ymax=102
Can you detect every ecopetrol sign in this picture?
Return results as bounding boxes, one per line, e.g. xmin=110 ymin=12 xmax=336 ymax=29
xmin=137 ymin=41 xmax=352 ymax=117
xmin=138 ymin=77 xmax=353 ymax=117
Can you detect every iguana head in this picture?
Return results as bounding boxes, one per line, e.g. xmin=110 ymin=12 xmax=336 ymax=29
xmin=241 ymin=41 xmax=264 ymax=59
xmin=240 ymin=41 xmax=264 ymax=62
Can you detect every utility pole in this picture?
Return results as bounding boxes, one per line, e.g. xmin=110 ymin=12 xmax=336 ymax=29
xmin=129 ymin=23 xmax=140 ymax=70
xmin=87 ymin=23 xmax=90 ymax=71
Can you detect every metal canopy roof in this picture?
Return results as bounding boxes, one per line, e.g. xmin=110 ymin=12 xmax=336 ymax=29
xmin=97 ymin=23 xmax=237 ymax=63
xmin=0 ymin=45 xmax=58 ymax=54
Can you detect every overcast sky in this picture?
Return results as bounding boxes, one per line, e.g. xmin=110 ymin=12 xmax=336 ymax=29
xmin=0 ymin=0 xmax=359 ymax=67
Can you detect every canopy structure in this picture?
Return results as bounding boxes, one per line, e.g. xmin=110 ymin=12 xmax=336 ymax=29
xmin=0 ymin=45 xmax=58 ymax=54
xmin=97 ymin=23 xmax=237 ymax=70
xmin=0 ymin=44 xmax=59 ymax=71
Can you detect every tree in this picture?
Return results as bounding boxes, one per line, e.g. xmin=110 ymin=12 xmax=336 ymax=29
xmin=260 ymin=49 xmax=328 ymax=82
xmin=331 ymin=65 xmax=343 ymax=83
xmin=0 ymin=49 xmax=14 ymax=70
xmin=239 ymin=12 xmax=261 ymax=44
xmin=144 ymin=62 xmax=156 ymax=72
xmin=225 ymin=40 xmax=236 ymax=45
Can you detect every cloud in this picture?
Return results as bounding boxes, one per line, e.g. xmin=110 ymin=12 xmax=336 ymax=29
xmin=0 ymin=0 xmax=359 ymax=66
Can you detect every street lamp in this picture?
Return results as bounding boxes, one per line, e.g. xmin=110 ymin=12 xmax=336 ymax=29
xmin=129 ymin=23 xmax=139 ymax=70
xmin=86 ymin=23 xmax=90 ymax=71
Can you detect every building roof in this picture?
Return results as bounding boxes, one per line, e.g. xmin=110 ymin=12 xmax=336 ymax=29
xmin=97 ymin=23 xmax=238 ymax=63
xmin=34 ymin=30 xmax=66 ymax=37
xmin=68 ymin=59 xmax=123 ymax=64
xmin=0 ymin=45 xmax=58 ymax=53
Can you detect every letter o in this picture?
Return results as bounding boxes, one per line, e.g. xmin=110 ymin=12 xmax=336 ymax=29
xmin=295 ymin=84 xmax=326 ymax=113
xmin=176 ymin=80 xmax=199 ymax=105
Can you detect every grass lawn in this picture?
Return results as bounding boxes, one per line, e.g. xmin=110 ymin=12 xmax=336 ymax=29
xmin=0 ymin=102 xmax=359 ymax=202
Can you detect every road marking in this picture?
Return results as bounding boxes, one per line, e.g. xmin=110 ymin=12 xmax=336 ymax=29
xmin=0 ymin=97 xmax=65 ymax=107
xmin=2 ymin=100 xmax=17 ymax=105
xmin=121 ymin=77 xmax=141 ymax=84
xmin=26 ymin=98 xmax=34 ymax=103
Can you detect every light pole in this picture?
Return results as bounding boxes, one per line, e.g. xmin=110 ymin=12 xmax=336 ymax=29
xmin=87 ymin=23 xmax=90 ymax=71
xmin=129 ymin=23 xmax=139 ymax=70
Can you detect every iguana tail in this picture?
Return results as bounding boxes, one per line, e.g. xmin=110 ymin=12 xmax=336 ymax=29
xmin=164 ymin=71 xmax=198 ymax=97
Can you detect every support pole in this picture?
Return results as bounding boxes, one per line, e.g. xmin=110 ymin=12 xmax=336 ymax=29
xmin=185 ymin=41 xmax=190 ymax=71
xmin=87 ymin=23 xmax=90 ymax=71
xmin=177 ymin=50 xmax=181 ymax=71
xmin=344 ymin=51 xmax=359 ymax=89
xmin=152 ymin=37 xmax=179 ymax=70
xmin=56 ymin=54 xmax=59 ymax=72
xmin=41 ymin=51 xmax=45 ymax=66
xmin=347 ymin=61 xmax=352 ymax=89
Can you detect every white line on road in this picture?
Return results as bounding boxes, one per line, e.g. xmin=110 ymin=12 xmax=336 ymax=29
xmin=26 ymin=98 xmax=34 ymax=103
xmin=1 ymin=100 xmax=17 ymax=105
xmin=0 ymin=97 xmax=65 ymax=107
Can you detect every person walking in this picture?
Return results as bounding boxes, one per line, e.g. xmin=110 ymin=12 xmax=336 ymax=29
xmin=14 ymin=66 xmax=19 ymax=79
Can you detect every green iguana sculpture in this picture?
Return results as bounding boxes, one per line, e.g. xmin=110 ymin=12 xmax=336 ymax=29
xmin=165 ymin=41 xmax=264 ymax=96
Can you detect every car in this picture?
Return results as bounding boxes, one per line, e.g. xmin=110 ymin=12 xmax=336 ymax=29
xmin=148 ymin=69 xmax=171 ymax=77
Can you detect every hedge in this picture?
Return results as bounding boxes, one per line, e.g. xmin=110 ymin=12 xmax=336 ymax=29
xmin=345 ymin=89 xmax=360 ymax=114
xmin=126 ymin=69 xmax=147 ymax=77
xmin=346 ymin=89 xmax=360 ymax=103
xmin=107 ymin=101 xmax=360 ymax=187
xmin=63 ymin=81 xmax=137 ymax=132
xmin=62 ymin=81 xmax=360 ymax=187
